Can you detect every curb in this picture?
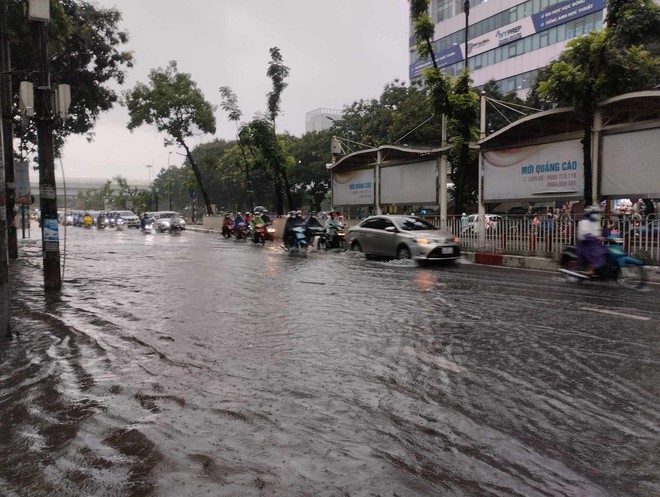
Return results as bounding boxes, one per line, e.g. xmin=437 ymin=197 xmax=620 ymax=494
xmin=464 ymin=251 xmax=660 ymax=282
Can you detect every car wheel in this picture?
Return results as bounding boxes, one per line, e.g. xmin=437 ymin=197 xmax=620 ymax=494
xmin=351 ymin=241 xmax=362 ymax=252
xmin=397 ymin=245 xmax=411 ymax=260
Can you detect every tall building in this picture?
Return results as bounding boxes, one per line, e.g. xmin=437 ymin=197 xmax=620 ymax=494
xmin=305 ymin=108 xmax=342 ymax=133
xmin=409 ymin=0 xmax=606 ymax=95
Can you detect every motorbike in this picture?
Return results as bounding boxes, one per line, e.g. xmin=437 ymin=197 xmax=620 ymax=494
xmin=97 ymin=216 xmax=108 ymax=230
xmin=169 ymin=223 xmax=183 ymax=235
xmin=115 ymin=218 xmax=126 ymax=231
xmin=235 ymin=222 xmax=250 ymax=242
xmin=266 ymin=224 xmax=276 ymax=242
xmin=141 ymin=222 xmax=153 ymax=234
xmin=284 ymin=226 xmax=308 ymax=256
xmin=251 ymin=224 xmax=266 ymax=246
xmin=559 ymin=237 xmax=647 ymax=289
xmin=319 ymin=226 xmax=346 ymax=251
xmin=222 ymin=225 xmax=234 ymax=238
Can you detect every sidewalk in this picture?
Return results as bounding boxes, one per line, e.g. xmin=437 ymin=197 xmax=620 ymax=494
xmin=187 ymin=226 xmax=660 ymax=283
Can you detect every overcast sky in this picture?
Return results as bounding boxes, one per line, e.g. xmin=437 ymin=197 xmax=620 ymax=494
xmin=53 ymin=0 xmax=411 ymax=182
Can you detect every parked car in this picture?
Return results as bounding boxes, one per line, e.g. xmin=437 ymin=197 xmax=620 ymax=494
xmin=462 ymin=214 xmax=502 ymax=234
xmin=145 ymin=211 xmax=186 ymax=232
xmin=347 ymin=215 xmax=460 ymax=263
xmin=112 ymin=210 xmax=140 ymax=229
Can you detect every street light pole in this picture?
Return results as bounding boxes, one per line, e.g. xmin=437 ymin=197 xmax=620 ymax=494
xmin=464 ymin=0 xmax=470 ymax=70
xmin=32 ymin=2 xmax=61 ymax=291
xmin=146 ymin=164 xmax=153 ymax=183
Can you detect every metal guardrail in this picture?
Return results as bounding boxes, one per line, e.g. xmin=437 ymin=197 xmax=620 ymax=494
xmin=415 ymin=214 xmax=659 ymax=264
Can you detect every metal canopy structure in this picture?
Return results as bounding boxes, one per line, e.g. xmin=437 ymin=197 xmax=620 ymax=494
xmin=479 ymin=91 xmax=660 ymax=151
xmin=328 ymin=144 xmax=453 ymax=219
xmin=327 ymin=144 xmax=451 ymax=172
xmin=478 ymin=90 xmax=660 ymax=203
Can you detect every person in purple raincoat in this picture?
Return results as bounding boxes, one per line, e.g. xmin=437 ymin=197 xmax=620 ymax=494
xmin=576 ymin=205 xmax=606 ymax=276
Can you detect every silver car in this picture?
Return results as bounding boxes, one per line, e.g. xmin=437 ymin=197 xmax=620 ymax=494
xmin=347 ymin=215 xmax=461 ymax=262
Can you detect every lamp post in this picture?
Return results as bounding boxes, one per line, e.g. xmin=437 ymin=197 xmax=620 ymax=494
xmin=146 ymin=164 xmax=153 ymax=183
xmin=464 ymin=0 xmax=470 ymax=70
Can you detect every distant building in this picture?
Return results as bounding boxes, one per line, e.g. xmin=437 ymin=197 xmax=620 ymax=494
xmin=409 ymin=0 xmax=606 ymax=96
xmin=305 ymin=108 xmax=342 ymax=133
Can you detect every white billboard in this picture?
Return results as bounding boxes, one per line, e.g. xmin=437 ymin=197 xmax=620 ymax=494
xmin=601 ymin=128 xmax=660 ymax=197
xmin=483 ymin=139 xmax=584 ymax=201
xmin=380 ymin=160 xmax=437 ymax=205
xmin=332 ymin=168 xmax=374 ymax=206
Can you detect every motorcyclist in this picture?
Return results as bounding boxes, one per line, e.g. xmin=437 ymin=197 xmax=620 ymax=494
xmin=140 ymin=213 xmax=150 ymax=229
xmin=283 ymin=210 xmax=305 ymax=248
xmin=169 ymin=212 xmax=181 ymax=233
xmin=304 ymin=211 xmax=324 ymax=248
xmin=325 ymin=211 xmax=342 ymax=245
xmin=83 ymin=212 xmax=93 ymax=228
xmin=576 ymin=205 xmax=606 ymax=276
xmin=250 ymin=210 xmax=266 ymax=242
xmin=222 ymin=212 xmax=234 ymax=238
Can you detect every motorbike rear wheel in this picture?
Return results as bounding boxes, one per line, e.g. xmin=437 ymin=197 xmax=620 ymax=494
xmin=617 ymin=263 xmax=647 ymax=289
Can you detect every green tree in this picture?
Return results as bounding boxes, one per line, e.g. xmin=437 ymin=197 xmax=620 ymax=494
xmin=265 ymin=47 xmax=293 ymax=213
xmin=534 ymin=1 xmax=660 ymax=202
xmin=219 ymin=85 xmax=254 ymax=210
xmin=410 ymin=0 xmax=479 ymax=213
xmin=285 ymin=130 xmax=334 ymax=212
xmin=331 ymin=80 xmax=443 ymax=150
xmin=125 ymin=60 xmax=217 ymax=216
xmin=7 ymin=0 xmax=133 ymax=154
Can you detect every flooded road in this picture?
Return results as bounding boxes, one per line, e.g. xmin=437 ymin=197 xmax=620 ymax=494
xmin=2 ymin=226 xmax=659 ymax=496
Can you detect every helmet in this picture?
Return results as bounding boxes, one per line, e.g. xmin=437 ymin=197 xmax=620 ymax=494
xmin=462 ymin=213 xmax=467 ymax=216
xmin=245 ymin=212 xmax=251 ymax=216
xmin=584 ymin=205 xmax=602 ymax=216
xmin=289 ymin=210 xmax=296 ymax=217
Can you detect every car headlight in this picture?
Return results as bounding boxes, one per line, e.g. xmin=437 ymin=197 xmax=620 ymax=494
xmin=414 ymin=238 xmax=431 ymax=244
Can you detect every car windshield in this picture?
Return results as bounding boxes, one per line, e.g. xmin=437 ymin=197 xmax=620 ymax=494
xmin=117 ymin=211 xmax=135 ymax=216
xmin=159 ymin=213 xmax=175 ymax=218
xmin=397 ymin=217 xmax=437 ymax=231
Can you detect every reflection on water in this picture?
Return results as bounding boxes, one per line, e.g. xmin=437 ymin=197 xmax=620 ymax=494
xmin=1 ymin=229 xmax=659 ymax=496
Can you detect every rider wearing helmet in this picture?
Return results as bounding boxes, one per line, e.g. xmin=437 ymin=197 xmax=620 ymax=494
xmin=577 ymin=205 xmax=606 ymax=276
xmin=283 ymin=210 xmax=305 ymax=248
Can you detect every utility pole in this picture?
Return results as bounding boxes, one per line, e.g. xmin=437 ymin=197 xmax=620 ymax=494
xmin=0 ymin=91 xmax=10 ymax=342
xmin=0 ymin=0 xmax=17 ymax=259
xmin=31 ymin=3 xmax=61 ymax=291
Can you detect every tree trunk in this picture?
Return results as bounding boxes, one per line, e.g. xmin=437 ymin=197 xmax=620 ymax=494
xmin=179 ymin=139 xmax=213 ymax=216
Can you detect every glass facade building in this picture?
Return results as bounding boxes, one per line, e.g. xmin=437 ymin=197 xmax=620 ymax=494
xmin=409 ymin=0 xmax=606 ymax=95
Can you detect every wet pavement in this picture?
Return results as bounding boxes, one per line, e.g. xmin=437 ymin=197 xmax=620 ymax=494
xmin=1 ymin=225 xmax=659 ymax=496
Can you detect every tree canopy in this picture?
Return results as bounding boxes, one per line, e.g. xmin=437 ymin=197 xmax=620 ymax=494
xmin=125 ymin=60 xmax=217 ymax=216
xmin=7 ymin=0 xmax=133 ymax=156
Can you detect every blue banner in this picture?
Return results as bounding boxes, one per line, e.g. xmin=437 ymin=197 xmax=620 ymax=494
xmin=532 ymin=0 xmax=605 ymax=32
xmin=409 ymin=46 xmax=463 ymax=79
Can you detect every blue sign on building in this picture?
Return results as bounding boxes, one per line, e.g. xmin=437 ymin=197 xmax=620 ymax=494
xmin=532 ymin=0 xmax=606 ymax=32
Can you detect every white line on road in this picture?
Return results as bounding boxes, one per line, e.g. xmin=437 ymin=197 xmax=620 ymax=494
xmin=580 ymin=307 xmax=651 ymax=321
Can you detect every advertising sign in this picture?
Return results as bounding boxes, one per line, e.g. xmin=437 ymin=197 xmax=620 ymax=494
xmin=483 ymin=139 xmax=584 ymax=201
xmin=16 ymin=161 xmax=31 ymax=205
xmin=380 ymin=160 xmax=437 ymax=205
xmin=466 ymin=18 xmax=535 ymax=59
xmin=601 ymin=128 xmax=660 ymax=197
xmin=532 ymin=0 xmax=606 ymax=32
xmin=332 ymin=168 xmax=374 ymax=206
xmin=409 ymin=46 xmax=463 ymax=79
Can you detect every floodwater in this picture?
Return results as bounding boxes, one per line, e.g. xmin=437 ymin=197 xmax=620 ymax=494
xmin=1 ymin=225 xmax=659 ymax=496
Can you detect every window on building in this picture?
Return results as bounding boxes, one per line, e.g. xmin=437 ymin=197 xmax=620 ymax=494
xmin=435 ymin=0 xmax=454 ymax=23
